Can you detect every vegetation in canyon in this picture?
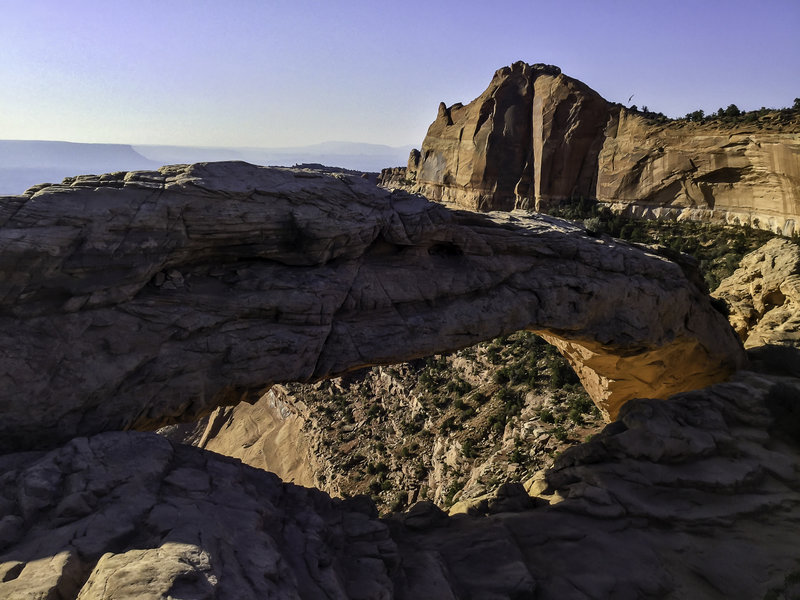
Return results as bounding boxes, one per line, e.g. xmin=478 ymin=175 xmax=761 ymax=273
xmin=551 ymin=197 xmax=782 ymax=289
xmin=280 ymin=330 xmax=602 ymax=514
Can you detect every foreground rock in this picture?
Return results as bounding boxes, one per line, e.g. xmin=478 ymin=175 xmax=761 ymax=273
xmin=713 ymin=237 xmax=800 ymax=349
xmin=383 ymin=61 xmax=800 ymax=234
xmin=0 ymin=162 xmax=744 ymax=450
xmin=2 ymin=372 xmax=798 ymax=599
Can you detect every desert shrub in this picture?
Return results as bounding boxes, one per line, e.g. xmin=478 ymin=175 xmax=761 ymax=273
xmin=584 ymin=216 xmax=605 ymax=234
xmin=390 ymin=493 xmax=407 ymax=512
xmin=439 ymin=416 xmax=458 ymax=433
xmin=493 ymin=369 xmax=511 ymax=385
xmin=547 ymin=358 xmax=579 ymax=389
xmin=444 ymin=480 xmax=465 ymax=506
xmin=446 ymin=377 xmax=472 ymax=396
xmin=462 ymin=439 xmax=477 ymax=458
xmin=488 ymin=413 xmax=507 ymax=434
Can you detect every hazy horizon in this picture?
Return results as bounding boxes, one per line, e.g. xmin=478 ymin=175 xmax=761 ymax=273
xmin=0 ymin=138 xmax=415 ymax=195
xmin=1 ymin=0 xmax=798 ymax=149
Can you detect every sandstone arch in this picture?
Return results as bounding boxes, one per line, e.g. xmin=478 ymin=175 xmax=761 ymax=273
xmin=0 ymin=162 xmax=745 ymax=451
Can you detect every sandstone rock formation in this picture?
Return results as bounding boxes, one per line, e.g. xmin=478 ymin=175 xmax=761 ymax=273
xmin=381 ymin=61 xmax=800 ymax=234
xmin=599 ymin=111 xmax=800 ymax=235
xmin=389 ymin=62 xmax=609 ymax=212
xmin=0 ymin=431 xmax=401 ymax=599
xmin=713 ymin=237 xmax=800 ymax=348
xmin=2 ymin=371 xmax=798 ymax=598
xmin=0 ymin=162 xmax=744 ymax=451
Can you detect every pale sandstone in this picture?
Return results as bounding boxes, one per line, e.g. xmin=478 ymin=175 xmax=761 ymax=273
xmin=713 ymin=237 xmax=800 ymax=348
xmin=598 ymin=109 xmax=800 ymax=234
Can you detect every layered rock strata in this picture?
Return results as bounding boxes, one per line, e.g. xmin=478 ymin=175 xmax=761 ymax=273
xmin=391 ymin=62 xmax=609 ymax=212
xmin=713 ymin=237 xmax=800 ymax=348
xmin=599 ymin=111 xmax=800 ymax=235
xmin=382 ymin=61 xmax=800 ymax=233
xmin=1 ymin=372 xmax=798 ymax=598
xmin=0 ymin=162 xmax=744 ymax=451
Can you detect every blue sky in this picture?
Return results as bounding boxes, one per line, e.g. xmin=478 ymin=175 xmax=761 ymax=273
xmin=1 ymin=0 xmax=798 ymax=148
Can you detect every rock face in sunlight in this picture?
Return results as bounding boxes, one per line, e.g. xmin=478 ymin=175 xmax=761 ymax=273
xmin=598 ymin=109 xmax=800 ymax=234
xmin=0 ymin=162 xmax=744 ymax=451
xmin=390 ymin=62 xmax=609 ymax=212
xmin=713 ymin=237 xmax=800 ymax=349
xmin=382 ymin=61 xmax=800 ymax=234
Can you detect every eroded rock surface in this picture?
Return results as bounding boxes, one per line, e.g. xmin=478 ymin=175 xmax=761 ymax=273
xmin=713 ymin=237 xmax=800 ymax=348
xmin=0 ymin=161 xmax=744 ymax=450
xmin=0 ymin=432 xmax=399 ymax=599
xmin=599 ymin=110 xmax=800 ymax=235
xmin=390 ymin=61 xmax=609 ymax=212
xmin=383 ymin=61 xmax=800 ymax=234
xmin=2 ymin=372 xmax=798 ymax=599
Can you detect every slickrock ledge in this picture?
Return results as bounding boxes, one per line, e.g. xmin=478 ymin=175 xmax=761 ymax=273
xmin=1 ymin=372 xmax=798 ymax=599
xmin=0 ymin=161 xmax=744 ymax=451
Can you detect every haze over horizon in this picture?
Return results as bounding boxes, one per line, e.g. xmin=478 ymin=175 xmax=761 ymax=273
xmin=1 ymin=0 xmax=798 ymax=150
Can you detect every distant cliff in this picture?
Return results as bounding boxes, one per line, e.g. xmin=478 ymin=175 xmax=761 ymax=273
xmin=381 ymin=61 xmax=800 ymax=234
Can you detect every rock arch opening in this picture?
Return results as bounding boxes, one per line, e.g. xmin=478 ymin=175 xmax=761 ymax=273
xmin=0 ymin=162 xmax=745 ymax=452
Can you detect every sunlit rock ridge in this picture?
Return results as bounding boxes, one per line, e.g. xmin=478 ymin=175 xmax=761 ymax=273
xmin=381 ymin=61 xmax=800 ymax=234
xmin=0 ymin=161 xmax=744 ymax=452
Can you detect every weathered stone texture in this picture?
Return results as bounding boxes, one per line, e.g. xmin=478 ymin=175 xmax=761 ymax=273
xmin=388 ymin=61 xmax=800 ymax=234
xmin=599 ymin=109 xmax=800 ymax=234
xmin=1 ymin=372 xmax=798 ymax=599
xmin=0 ymin=162 xmax=744 ymax=451
xmin=713 ymin=237 xmax=800 ymax=348
xmin=401 ymin=62 xmax=609 ymax=212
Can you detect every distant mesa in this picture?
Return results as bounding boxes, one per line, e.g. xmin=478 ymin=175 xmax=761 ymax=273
xmin=0 ymin=140 xmax=412 ymax=195
xmin=380 ymin=60 xmax=800 ymax=235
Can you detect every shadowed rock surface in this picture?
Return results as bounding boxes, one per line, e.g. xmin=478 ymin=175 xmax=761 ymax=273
xmin=0 ymin=162 xmax=744 ymax=451
xmin=1 ymin=372 xmax=798 ymax=599
xmin=382 ymin=61 xmax=800 ymax=234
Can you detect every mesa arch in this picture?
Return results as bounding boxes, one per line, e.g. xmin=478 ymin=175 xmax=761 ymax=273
xmin=0 ymin=162 xmax=745 ymax=452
